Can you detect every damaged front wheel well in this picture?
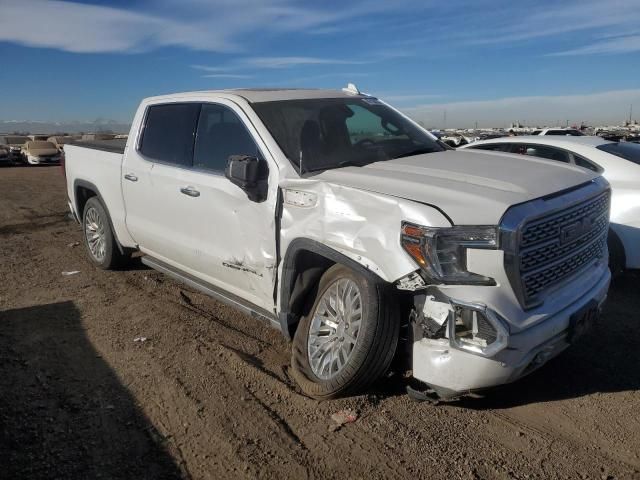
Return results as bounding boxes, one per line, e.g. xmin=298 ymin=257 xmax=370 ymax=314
xmin=279 ymin=239 xmax=388 ymax=339
xmin=281 ymin=248 xmax=335 ymax=338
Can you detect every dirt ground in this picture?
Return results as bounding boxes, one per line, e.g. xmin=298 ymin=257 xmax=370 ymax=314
xmin=0 ymin=166 xmax=639 ymax=480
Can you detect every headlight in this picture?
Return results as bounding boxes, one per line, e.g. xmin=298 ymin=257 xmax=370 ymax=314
xmin=401 ymin=222 xmax=497 ymax=285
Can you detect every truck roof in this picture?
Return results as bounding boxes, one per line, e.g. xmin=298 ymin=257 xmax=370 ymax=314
xmin=145 ymin=88 xmax=366 ymax=104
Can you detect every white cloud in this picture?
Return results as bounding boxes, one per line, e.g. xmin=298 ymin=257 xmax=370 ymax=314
xmin=201 ymin=74 xmax=253 ymax=79
xmin=380 ymin=94 xmax=443 ymax=102
xmin=0 ymin=0 xmax=235 ymax=53
xmin=0 ymin=0 xmax=414 ymax=54
xmin=404 ymin=89 xmax=640 ymax=128
xmin=451 ymin=0 xmax=640 ymax=53
xmin=241 ymin=56 xmax=367 ymax=69
xmin=549 ymin=35 xmax=640 ymax=56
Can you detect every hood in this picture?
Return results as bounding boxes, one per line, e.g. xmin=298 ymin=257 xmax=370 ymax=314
xmin=25 ymin=142 xmax=59 ymax=156
xmin=313 ymin=150 xmax=599 ymax=224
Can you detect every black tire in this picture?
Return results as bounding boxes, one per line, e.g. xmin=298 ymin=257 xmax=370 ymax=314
xmin=290 ymin=264 xmax=399 ymax=399
xmin=82 ymin=196 xmax=129 ymax=270
xmin=608 ymin=229 xmax=626 ymax=278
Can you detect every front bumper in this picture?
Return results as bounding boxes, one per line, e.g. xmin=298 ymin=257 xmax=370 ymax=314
xmin=27 ymin=156 xmax=60 ymax=165
xmin=411 ymin=266 xmax=610 ymax=397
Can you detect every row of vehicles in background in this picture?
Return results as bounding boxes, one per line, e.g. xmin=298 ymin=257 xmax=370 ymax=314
xmin=436 ymin=126 xmax=640 ymax=148
xmin=460 ymin=135 xmax=640 ymax=275
xmin=0 ymin=133 xmax=126 ymax=166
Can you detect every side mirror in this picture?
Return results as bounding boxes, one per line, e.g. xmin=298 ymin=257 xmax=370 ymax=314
xmin=225 ymin=155 xmax=269 ymax=202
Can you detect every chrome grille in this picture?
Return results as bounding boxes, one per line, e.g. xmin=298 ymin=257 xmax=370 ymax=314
xmin=501 ymin=179 xmax=610 ymax=309
xmin=521 ymin=192 xmax=610 ymax=248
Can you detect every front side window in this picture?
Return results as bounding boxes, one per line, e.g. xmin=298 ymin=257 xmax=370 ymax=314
xmin=193 ymin=104 xmax=260 ymax=171
xmin=140 ymin=103 xmax=200 ymax=166
xmin=253 ymin=97 xmax=444 ymax=174
xmin=597 ymin=142 xmax=640 ymax=164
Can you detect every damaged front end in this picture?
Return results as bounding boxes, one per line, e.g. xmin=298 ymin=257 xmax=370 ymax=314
xmin=408 ymin=287 xmax=511 ymax=400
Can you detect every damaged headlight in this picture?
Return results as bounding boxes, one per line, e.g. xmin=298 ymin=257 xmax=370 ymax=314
xmin=401 ymin=222 xmax=497 ymax=285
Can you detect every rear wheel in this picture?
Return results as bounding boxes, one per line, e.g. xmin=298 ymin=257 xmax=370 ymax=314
xmin=290 ymin=264 xmax=399 ymax=399
xmin=82 ymin=197 xmax=129 ymax=270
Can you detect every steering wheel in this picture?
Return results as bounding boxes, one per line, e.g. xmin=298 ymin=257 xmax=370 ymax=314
xmin=354 ymin=138 xmax=376 ymax=149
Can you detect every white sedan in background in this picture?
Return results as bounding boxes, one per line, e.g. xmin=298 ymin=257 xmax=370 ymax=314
xmin=460 ymin=136 xmax=640 ymax=273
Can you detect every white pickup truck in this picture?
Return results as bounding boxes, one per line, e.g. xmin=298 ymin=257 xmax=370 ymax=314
xmin=64 ymin=87 xmax=611 ymax=400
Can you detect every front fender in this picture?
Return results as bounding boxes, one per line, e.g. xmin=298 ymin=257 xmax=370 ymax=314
xmin=279 ymin=180 xmax=452 ymax=283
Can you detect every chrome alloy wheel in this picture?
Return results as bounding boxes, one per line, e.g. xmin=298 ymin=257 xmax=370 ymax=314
xmin=84 ymin=206 xmax=107 ymax=263
xmin=307 ymin=278 xmax=363 ymax=380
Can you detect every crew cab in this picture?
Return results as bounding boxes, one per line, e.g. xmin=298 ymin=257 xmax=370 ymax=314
xmin=64 ymin=87 xmax=611 ymax=400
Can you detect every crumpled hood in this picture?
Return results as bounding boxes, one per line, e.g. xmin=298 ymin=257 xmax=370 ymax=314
xmin=313 ymin=150 xmax=600 ymax=224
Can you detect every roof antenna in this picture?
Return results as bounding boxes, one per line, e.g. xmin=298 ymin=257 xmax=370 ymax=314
xmin=342 ymin=83 xmax=361 ymax=95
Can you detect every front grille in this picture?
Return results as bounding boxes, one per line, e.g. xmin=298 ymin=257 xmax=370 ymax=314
xmin=501 ymin=179 xmax=610 ymax=309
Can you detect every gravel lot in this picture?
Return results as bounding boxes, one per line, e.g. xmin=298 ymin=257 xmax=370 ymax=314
xmin=1 ymin=166 xmax=639 ymax=480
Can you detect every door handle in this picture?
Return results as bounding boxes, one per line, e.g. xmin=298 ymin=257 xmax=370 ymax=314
xmin=124 ymin=173 xmax=138 ymax=182
xmin=180 ymin=186 xmax=200 ymax=197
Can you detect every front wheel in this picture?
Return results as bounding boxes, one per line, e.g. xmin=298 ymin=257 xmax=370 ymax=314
xmin=82 ymin=197 xmax=129 ymax=270
xmin=290 ymin=264 xmax=399 ymax=399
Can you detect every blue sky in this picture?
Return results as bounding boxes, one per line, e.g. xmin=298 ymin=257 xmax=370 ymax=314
xmin=1 ymin=0 xmax=639 ymax=127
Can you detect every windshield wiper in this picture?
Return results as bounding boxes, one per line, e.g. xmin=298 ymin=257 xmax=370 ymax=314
xmin=393 ymin=147 xmax=439 ymax=159
xmin=336 ymin=159 xmax=373 ymax=168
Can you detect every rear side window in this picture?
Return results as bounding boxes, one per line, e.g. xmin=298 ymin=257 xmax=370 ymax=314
xmin=140 ymin=103 xmax=200 ymax=166
xmin=193 ymin=104 xmax=260 ymax=172
xmin=572 ymin=154 xmax=601 ymax=172
xmin=470 ymin=143 xmax=512 ymax=152
xmin=596 ymin=142 xmax=640 ymax=164
xmin=512 ymin=144 xmax=570 ymax=163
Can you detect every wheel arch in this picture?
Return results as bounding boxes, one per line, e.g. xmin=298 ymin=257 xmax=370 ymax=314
xmin=278 ymin=238 xmax=388 ymax=339
xmin=73 ymin=179 xmax=128 ymax=255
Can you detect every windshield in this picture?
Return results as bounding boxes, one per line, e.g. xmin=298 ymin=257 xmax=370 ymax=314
xmin=252 ymin=97 xmax=444 ymax=173
xmin=597 ymin=142 xmax=640 ymax=164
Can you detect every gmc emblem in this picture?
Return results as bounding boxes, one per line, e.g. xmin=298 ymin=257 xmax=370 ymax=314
xmin=560 ymin=216 xmax=595 ymax=245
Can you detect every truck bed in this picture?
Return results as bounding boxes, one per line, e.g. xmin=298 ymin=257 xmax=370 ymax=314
xmin=64 ymin=142 xmax=133 ymax=248
xmin=69 ymin=138 xmax=127 ymax=154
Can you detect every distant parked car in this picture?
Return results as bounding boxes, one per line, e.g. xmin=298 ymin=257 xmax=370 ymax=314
xmin=22 ymin=141 xmax=62 ymax=165
xmin=48 ymin=136 xmax=74 ymax=152
xmin=530 ymin=128 xmax=585 ymax=136
xmin=81 ymin=133 xmax=116 ymax=141
xmin=461 ymin=136 xmax=640 ymax=274
xmin=0 ymin=146 xmax=10 ymax=165
xmin=0 ymin=135 xmax=30 ymax=161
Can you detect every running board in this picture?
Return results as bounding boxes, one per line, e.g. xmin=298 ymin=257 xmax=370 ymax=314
xmin=141 ymin=256 xmax=280 ymax=331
